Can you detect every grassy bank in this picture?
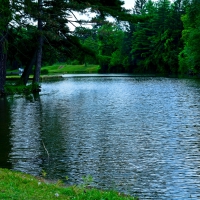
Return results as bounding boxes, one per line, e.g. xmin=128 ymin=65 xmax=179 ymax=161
xmin=0 ymin=168 xmax=138 ymax=200
xmin=42 ymin=64 xmax=100 ymax=74
xmin=6 ymin=64 xmax=100 ymax=80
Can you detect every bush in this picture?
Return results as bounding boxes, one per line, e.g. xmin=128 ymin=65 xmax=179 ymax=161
xmin=5 ymin=84 xmax=33 ymax=95
xmin=41 ymin=69 xmax=49 ymax=75
xmin=70 ymin=60 xmax=80 ymax=65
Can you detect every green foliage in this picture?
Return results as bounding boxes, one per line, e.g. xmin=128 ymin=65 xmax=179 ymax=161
xmin=98 ymin=55 xmax=111 ymax=72
xmin=0 ymin=168 xmax=138 ymax=200
xmin=3 ymin=0 xmax=199 ymax=79
xmin=4 ymin=84 xmax=33 ymax=95
xmin=2 ymin=0 xmax=135 ymax=90
xmin=32 ymin=82 xmax=41 ymax=93
xmin=110 ymin=50 xmax=121 ymax=67
xmin=0 ymin=0 xmax=11 ymax=31
xmin=97 ymin=24 xmax=126 ymax=72
xmin=71 ymin=60 xmax=80 ymax=65
xmin=41 ymin=170 xmax=47 ymax=177
xmin=80 ymin=175 xmax=93 ymax=189
xmin=7 ymin=26 xmax=37 ymax=70
xmin=41 ymin=69 xmax=49 ymax=75
xmin=42 ymin=63 xmax=100 ymax=74
xmin=4 ymin=81 xmax=42 ymax=95
xmin=178 ymin=0 xmax=200 ymax=75
xmin=130 ymin=0 xmax=185 ymax=75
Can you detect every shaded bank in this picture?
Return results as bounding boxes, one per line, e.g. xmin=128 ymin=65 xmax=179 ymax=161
xmin=0 ymin=98 xmax=12 ymax=168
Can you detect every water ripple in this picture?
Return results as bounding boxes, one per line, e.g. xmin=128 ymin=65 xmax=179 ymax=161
xmin=2 ymin=76 xmax=200 ymax=199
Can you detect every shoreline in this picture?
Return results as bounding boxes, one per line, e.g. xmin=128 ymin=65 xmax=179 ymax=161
xmin=5 ymin=73 xmax=200 ymax=81
xmin=0 ymin=168 xmax=138 ymax=200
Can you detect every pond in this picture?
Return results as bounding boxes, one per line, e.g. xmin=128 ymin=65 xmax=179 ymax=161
xmin=1 ymin=75 xmax=200 ymax=199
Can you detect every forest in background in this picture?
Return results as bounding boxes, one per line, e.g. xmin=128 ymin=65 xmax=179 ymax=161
xmin=0 ymin=0 xmax=200 ymax=95
xmin=75 ymin=0 xmax=200 ymax=76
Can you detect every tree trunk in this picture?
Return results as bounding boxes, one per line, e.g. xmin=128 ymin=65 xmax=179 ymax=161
xmin=0 ymin=32 xmax=7 ymax=97
xmin=33 ymin=0 xmax=43 ymax=92
xmin=18 ymin=50 xmax=37 ymax=85
xmin=33 ymin=34 xmax=43 ymax=84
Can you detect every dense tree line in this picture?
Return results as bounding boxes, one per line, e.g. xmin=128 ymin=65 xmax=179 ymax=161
xmin=0 ymin=0 xmax=200 ymax=95
xmin=179 ymin=0 xmax=200 ymax=75
xmin=75 ymin=0 xmax=200 ymax=76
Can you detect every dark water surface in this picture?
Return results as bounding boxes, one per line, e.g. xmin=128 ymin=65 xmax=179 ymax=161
xmin=1 ymin=75 xmax=200 ymax=199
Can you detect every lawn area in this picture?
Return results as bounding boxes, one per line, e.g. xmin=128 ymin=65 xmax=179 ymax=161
xmin=42 ymin=64 xmax=100 ymax=74
xmin=0 ymin=168 xmax=138 ymax=200
xmin=5 ymin=64 xmax=100 ymax=80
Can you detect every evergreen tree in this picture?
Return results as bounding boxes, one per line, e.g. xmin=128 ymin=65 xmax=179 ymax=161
xmin=19 ymin=0 xmax=134 ymax=89
xmin=120 ymin=23 xmax=136 ymax=72
xmin=0 ymin=0 xmax=11 ymax=96
xmin=179 ymin=0 xmax=200 ymax=75
xmin=150 ymin=0 xmax=172 ymax=74
xmin=130 ymin=0 xmax=185 ymax=75
xmin=2 ymin=0 xmax=135 ymax=92
xmin=134 ymin=0 xmax=147 ymax=14
xmin=131 ymin=0 xmax=157 ymax=73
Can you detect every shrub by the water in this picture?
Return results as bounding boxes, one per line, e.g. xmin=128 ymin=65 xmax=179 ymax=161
xmin=4 ymin=84 xmax=33 ymax=95
xmin=41 ymin=69 xmax=49 ymax=75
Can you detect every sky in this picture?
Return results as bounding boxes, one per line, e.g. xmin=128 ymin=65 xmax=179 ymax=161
xmin=123 ymin=0 xmax=174 ymax=8
xmin=123 ymin=0 xmax=135 ymax=9
xmin=70 ymin=0 xmax=174 ymax=30
xmin=69 ymin=0 xmax=135 ymax=30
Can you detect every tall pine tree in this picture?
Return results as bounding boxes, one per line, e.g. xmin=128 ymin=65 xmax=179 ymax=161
xmin=0 ymin=0 xmax=11 ymax=96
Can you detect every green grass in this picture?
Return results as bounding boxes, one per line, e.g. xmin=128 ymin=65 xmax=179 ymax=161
xmin=6 ymin=64 xmax=100 ymax=79
xmin=42 ymin=64 xmax=100 ymax=74
xmin=4 ymin=84 xmax=34 ymax=95
xmin=0 ymin=168 xmax=138 ymax=200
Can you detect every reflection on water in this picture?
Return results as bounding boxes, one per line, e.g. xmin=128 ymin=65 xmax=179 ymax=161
xmin=8 ymin=95 xmax=43 ymax=176
xmin=0 ymin=98 xmax=12 ymax=168
xmin=1 ymin=76 xmax=200 ymax=199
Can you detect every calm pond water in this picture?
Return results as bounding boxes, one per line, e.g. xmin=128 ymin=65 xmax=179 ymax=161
xmin=1 ymin=75 xmax=200 ymax=199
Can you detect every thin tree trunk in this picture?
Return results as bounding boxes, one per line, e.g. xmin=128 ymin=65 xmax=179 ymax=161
xmin=33 ymin=34 xmax=43 ymax=84
xmin=33 ymin=0 xmax=43 ymax=91
xmin=19 ymin=50 xmax=37 ymax=85
xmin=0 ymin=33 xmax=7 ymax=97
